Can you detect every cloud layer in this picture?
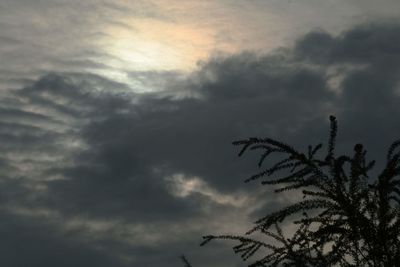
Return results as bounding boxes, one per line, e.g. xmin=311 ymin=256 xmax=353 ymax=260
xmin=2 ymin=22 xmax=400 ymax=266
xmin=3 ymin=0 xmax=400 ymax=91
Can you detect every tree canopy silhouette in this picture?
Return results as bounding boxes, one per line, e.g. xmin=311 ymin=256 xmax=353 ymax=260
xmin=184 ymin=116 xmax=400 ymax=267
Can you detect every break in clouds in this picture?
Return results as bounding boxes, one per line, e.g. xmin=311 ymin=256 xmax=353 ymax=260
xmin=2 ymin=23 xmax=400 ymax=266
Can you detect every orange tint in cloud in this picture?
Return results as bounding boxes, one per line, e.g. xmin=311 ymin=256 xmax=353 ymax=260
xmin=1 ymin=0 xmax=385 ymax=90
xmin=97 ymin=0 xmax=284 ymax=77
xmin=102 ymin=19 xmax=218 ymax=72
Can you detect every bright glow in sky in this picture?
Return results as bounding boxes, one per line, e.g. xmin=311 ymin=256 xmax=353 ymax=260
xmin=104 ymin=20 xmax=213 ymax=70
xmin=2 ymin=0 xmax=398 ymax=91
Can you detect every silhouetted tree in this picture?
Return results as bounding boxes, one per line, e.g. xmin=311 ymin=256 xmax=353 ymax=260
xmin=185 ymin=116 xmax=400 ymax=266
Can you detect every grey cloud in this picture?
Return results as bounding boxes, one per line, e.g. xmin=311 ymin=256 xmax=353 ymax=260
xmin=295 ymin=24 xmax=400 ymax=120
xmin=17 ymin=73 xmax=134 ymax=120
xmin=0 ymin=73 xmax=145 ymax=266
xmin=49 ymin=23 xmax=400 ymax=266
xmin=2 ymin=22 xmax=400 ymax=267
xmin=0 ymin=72 xmax=202 ymax=224
xmin=0 ymin=0 xmax=169 ymax=89
xmin=296 ymin=23 xmax=400 ymax=66
xmin=41 ymin=43 xmax=337 ymax=229
xmin=0 ymin=210 xmax=129 ymax=267
xmin=127 ymin=70 xmax=187 ymax=93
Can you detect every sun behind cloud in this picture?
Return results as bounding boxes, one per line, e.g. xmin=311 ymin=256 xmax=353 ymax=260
xmin=101 ymin=19 xmax=217 ymax=73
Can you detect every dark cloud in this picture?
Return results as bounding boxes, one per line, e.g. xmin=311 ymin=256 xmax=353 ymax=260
xmin=294 ymin=24 xmax=400 ymax=159
xmin=296 ymin=23 xmax=400 ymax=66
xmin=43 ymin=58 xmax=334 ymax=224
xmin=1 ymin=22 xmax=400 ymax=266
xmin=0 ymin=210 xmax=129 ymax=267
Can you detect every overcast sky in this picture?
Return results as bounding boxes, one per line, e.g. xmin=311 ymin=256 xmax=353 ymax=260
xmin=2 ymin=1 xmax=400 ymax=266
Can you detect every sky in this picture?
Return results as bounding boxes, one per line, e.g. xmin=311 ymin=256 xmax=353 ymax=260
xmin=2 ymin=0 xmax=400 ymax=266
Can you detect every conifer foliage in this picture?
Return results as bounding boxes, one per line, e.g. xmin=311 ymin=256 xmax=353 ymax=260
xmin=185 ymin=116 xmax=400 ymax=266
